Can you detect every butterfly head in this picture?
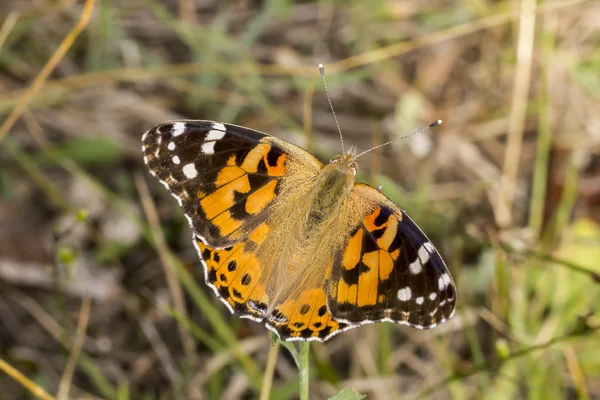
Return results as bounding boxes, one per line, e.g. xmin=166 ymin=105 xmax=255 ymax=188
xmin=330 ymin=145 xmax=358 ymax=175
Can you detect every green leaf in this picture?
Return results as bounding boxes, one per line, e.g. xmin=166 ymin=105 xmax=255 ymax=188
xmin=36 ymin=136 xmax=123 ymax=166
xmin=328 ymin=387 xmax=366 ymax=400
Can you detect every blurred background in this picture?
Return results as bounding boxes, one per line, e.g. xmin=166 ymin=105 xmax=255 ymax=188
xmin=1 ymin=0 xmax=600 ymax=399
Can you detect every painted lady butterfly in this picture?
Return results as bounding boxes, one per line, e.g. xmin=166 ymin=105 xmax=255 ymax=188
xmin=142 ymin=116 xmax=457 ymax=341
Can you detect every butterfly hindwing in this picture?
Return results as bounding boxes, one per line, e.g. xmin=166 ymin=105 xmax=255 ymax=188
xmin=265 ymin=287 xmax=354 ymax=341
xmin=142 ymin=121 xmax=299 ymax=247
xmin=197 ymin=232 xmax=353 ymax=341
xmin=328 ymin=183 xmax=456 ymax=329
xmin=195 ymin=231 xmax=270 ymax=321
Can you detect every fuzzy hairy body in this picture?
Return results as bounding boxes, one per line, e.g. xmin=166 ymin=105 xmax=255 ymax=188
xmin=257 ymin=161 xmax=355 ymax=309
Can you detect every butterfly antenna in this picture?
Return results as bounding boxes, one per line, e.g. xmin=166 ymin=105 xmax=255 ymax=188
xmin=353 ymin=120 xmax=443 ymax=160
xmin=319 ymin=64 xmax=345 ymax=155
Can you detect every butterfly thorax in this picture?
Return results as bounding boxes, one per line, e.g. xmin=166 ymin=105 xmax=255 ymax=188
xmin=276 ymin=161 xmax=355 ymax=273
xmin=306 ymin=161 xmax=355 ymax=223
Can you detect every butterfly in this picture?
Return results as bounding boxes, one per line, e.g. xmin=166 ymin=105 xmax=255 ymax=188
xmin=142 ymin=119 xmax=456 ymax=341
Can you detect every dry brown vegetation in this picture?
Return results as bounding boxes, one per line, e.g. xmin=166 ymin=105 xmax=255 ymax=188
xmin=1 ymin=0 xmax=600 ymax=399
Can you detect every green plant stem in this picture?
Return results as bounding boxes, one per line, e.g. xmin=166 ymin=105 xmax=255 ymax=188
xmin=299 ymin=342 xmax=310 ymax=400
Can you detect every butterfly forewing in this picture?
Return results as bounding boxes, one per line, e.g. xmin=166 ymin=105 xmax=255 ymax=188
xmin=328 ymin=183 xmax=456 ymax=329
xmin=143 ymin=121 xmax=289 ymax=247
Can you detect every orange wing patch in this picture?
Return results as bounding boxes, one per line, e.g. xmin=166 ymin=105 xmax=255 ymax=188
xmin=245 ymin=180 xmax=278 ymax=215
xmin=329 ymin=206 xmax=405 ymax=315
xmin=195 ymin=142 xmax=287 ymax=239
xmin=342 ymin=227 xmax=363 ymax=270
xmin=196 ymin=232 xmax=270 ymax=320
xmin=240 ymin=143 xmax=286 ymax=176
xmin=266 ymin=287 xmax=353 ymax=341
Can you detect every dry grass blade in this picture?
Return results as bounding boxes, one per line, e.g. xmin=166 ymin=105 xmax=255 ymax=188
xmin=495 ymin=0 xmax=538 ymax=227
xmin=563 ymin=345 xmax=589 ymax=398
xmin=0 ymin=0 xmax=96 ymax=144
xmin=139 ymin=316 xmax=181 ymax=388
xmin=3 ymin=0 xmax=599 ymax=397
xmin=57 ymin=296 xmax=92 ymax=400
xmin=134 ymin=171 xmax=198 ymax=369
xmin=0 ymin=11 xmax=19 ymax=51
xmin=0 ymin=359 xmax=56 ymax=400
xmin=259 ymin=341 xmax=280 ymax=400
xmin=328 ymin=0 xmax=591 ymax=73
xmin=416 ymin=322 xmax=600 ymax=399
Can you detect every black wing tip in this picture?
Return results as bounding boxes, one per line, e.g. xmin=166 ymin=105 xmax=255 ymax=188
xmin=143 ymin=120 xmax=223 ymax=142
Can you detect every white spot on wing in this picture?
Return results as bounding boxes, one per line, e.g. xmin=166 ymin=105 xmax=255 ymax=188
xmin=409 ymin=259 xmax=422 ymax=275
xmin=429 ymin=292 xmax=437 ymax=301
xmin=201 ymin=142 xmax=216 ymax=154
xmin=438 ymin=275 xmax=446 ymax=291
xmin=410 ymin=242 xmax=434 ymax=275
xmin=172 ymin=122 xmax=186 ymax=136
xmin=442 ymin=273 xmax=452 ymax=287
xmin=423 ymin=242 xmax=435 ymax=253
xmin=397 ymin=287 xmax=412 ymax=301
xmin=206 ymin=129 xmax=226 ymax=141
xmin=172 ymin=155 xmax=180 ymax=164
xmin=212 ymin=122 xmax=226 ymax=131
xmin=182 ymin=163 xmax=197 ymax=179
xmin=202 ymin=128 xmax=226 ymax=155
xmin=168 ymin=142 xmax=175 ymax=151
xmin=415 ymin=296 xmax=424 ymax=305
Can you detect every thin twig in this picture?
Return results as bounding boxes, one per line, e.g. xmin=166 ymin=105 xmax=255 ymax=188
xmin=139 ymin=316 xmax=181 ymax=390
xmin=57 ymin=297 xmax=92 ymax=400
xmin=500 ymin=242 xmax=600 ymax=284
